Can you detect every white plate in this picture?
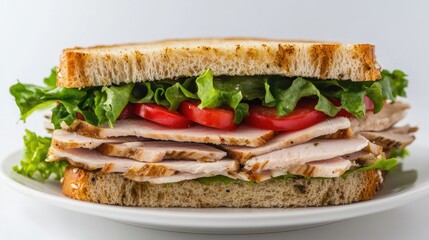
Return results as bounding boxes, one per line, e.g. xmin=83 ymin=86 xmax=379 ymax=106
xmin=1 ymin=145 xmax=429 ymax=234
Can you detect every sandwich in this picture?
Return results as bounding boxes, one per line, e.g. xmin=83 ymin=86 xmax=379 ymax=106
xmin=10 ymin=38 xmax=417 ymax=207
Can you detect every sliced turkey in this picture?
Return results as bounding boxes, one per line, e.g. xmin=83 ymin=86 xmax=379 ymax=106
xmin=233 ymin=157 xmax=352 ymax=182
xmin=286 ymin=157 xmax=351 ymax=178
xmin=48 ymin=147 xmax=239 ymax=176
xmin=350 ymin=102 xmax=409 ymax=133
xmin=51 ymin=130 xmax=142 ymax=149
xmin=96 ymin=141 xmax=226 ymax=162
xmin=128 ymin=156 xmax=352 ymax=184
xmin=360 ymin=125 xmax=417 ymax=150
xmin=343 ymin=150 xmax=377 ymax=162
xmin=244 ymin=137 xmax=368 ymax=173
xmin=67 ymin=119 xmax=274 ymax=147
xmin=222 ymin=117 xmax=350 ymax=163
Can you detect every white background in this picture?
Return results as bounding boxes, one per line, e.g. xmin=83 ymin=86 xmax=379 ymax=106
xmin=0 ymin=0 xmax=428 ymax=239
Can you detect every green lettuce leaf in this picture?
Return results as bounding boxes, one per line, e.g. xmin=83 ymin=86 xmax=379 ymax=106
xmin=165 ymin=79 xmax=198 ymax=110
xmin=196 ymin=175 xmax=238 ymax=185
xmin=13 ymin=130 xmax=68 ymax=181
xmin=165 ymin=84 xmax=188 ymax=110
xmin=266 ymin=76 xmax=384 ymax=119
xmin=10 ymin=67 xmax=409 ymax=128
xmin=380 ymin=69 xmax=408 ymax=100
xmin=43 ymin=67 xmax=57 ymax=88
xmin=153 ymin=87 xmax=170 ymax=107
xmin=263 ymin=79 xmax=277 ymax=106
xmin=364 ymin=82 xmax=384 ymax=113
xmin=213 ymin=75 xmax=267 ymax=100
xmin=45 ymin=87 xmax=89 ymax=128
xmin=389 ymin=148 xmax=409 ymax=159
xmin=270 ymin=77 xmax=342 ymax=117
xmin=51 ymin=102 xmax=77 ymax=128
xmin=313 ymin=80 xmax=384 ymax=118
xmin=130 ymin=82 xmax=155 ymax=103
xmin=234 ymin=103 xmax=250 ymax=123
xmin=271 ymin=174 xmax=299 ymax=180
xmin=333 ymin=82 xmax=383 ymax=117
xmin=9 ymin=68 xmax=61 ymax=121
xmin=342 ymin=158 xmax=398 ymax=178
xmin=101 ymin=83 xmax=134 ymax=127
xmin=196 ymin=69 xmax=249 ymax=123
xmin=9 ymin=82 xmax=56 ymax=121
xmin=89 ymin=84 xmax=136 ymax=128
xmin=10 ymin=68 xmax=136 ymax=129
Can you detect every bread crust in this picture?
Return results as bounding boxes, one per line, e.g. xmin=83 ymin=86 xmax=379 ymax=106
xmin=62 ymin=166 xmax=382 ymax=207
xmin=57 ymin=38 xmax=381 ymax=88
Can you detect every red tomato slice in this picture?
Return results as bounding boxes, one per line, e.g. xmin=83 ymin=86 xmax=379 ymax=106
xmin=75 ymin=104 xmax=137 ymax=121
xmin=179 ymin=101 xmax=236 ymax=130
xmin=365 ymin=96 xmax=375 ymax=111
xmin=76 ymin=113 xmax=85 ymax=120
xmin=118 ymin=104 xmax=136 ymax=120
xmin=246 ymin=101 xmax=327 ymax=131
xmin=333 ymin=96 xmax=375 ymax=117
xmin=134 ymin=103 xmax=191 ymax=128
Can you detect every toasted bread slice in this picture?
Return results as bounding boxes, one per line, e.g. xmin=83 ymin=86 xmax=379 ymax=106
xmin=58 ymin=38 xmax=381 ymax=88
xmin=62 ymin=166 xmax=382 ymax=207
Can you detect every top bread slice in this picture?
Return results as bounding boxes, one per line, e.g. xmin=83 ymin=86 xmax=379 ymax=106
xmin=57 ymin=38 xmax=381 ymax=88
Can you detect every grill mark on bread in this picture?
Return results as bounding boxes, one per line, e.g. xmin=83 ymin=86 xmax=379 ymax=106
xmin=310 ymin=44 xmax=340 ymax=79
xmin=276 ymin=44 xmax=295 ymax=72
xmin=353 ymin=44 xmax=379 ymax=79
xmin=134 ymin=51 xmax=144 ymax=72
xmin=61 ymin=51 xmax=87 ymax=87
xmin=246 ymin=48 xmax=258 ymax=60
xmin=105 ymin=54 xmax=112 ymax=84
xmin=123 ymin=54 xmax=132 ymax=80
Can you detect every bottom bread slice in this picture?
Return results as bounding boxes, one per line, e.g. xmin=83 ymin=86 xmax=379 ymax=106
xmin=62 ymin=166 xmax=382 ymax=207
